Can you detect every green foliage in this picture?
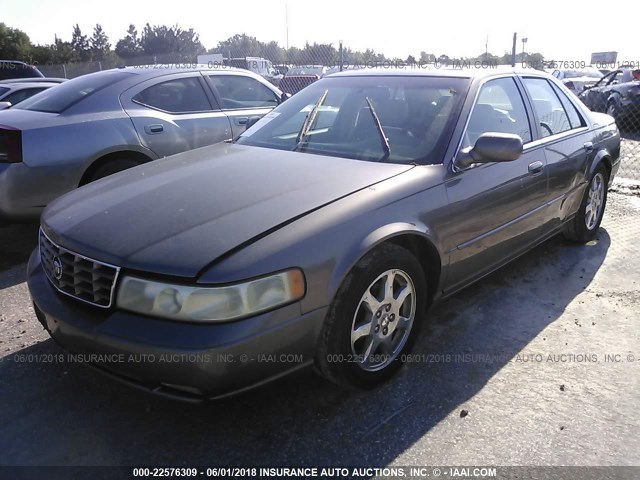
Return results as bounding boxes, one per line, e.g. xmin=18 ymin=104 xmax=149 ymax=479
xmin=0 ymin=21 xmax=546 ymax=73
xmin=115 ymin=24 xmax=142 ymax=59
xmin=0 ymin=23 xmax=32 ymax=59
xmin=140 ymin=23 xmax=205 ymax=58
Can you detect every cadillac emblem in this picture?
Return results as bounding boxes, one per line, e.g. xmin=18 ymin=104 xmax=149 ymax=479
xmin=53 ymin=257 xmax=63 ymax=281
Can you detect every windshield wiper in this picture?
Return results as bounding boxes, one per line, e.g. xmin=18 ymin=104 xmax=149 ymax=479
xmin=292 ymin=89 xmax=328 ymax=152
xmin=365 ymin=97 xmax=391 ymax=161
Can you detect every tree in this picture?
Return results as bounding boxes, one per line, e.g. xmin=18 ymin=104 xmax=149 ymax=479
xmin=420 ymin=51 xmax=435 ymax=63
xmin=140 ymin=23 xmax=204 ymax=59
xmin=0 ymin=23 xmax=32 ymax=60
xmin=90 ymin=24 xmax=111 ymax=60
xmin=115 ymin=24 xmax=142 ymax=58
xmin=71 ymin=24 xmax=90 ymax=61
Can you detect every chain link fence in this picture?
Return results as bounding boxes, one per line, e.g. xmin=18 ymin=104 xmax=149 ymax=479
xmin=32 ymin=46 xmax=640 ymax=184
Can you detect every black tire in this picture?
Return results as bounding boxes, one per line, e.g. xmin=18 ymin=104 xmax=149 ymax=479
xmin=564 ymin=163 xmax=609 ymax=243
xmin=606 ymin=99 xmax=624 ymax=127
xmin=87 ymin=158 xmax=141 ymax=183
xmin=316 ymin=243 xmax=427 ymax=389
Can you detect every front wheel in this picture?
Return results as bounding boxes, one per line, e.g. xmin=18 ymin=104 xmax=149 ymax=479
xmin=316 ymin=243 xmax=427 ymax=388
xmin=564 ymin=163 xmax=608 ymax=243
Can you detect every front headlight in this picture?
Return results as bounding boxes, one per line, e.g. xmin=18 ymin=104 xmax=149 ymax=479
xmin=116 ymin=269 xmax=305 ymax=322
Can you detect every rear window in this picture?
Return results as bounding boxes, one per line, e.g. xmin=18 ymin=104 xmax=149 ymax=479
xmin=0 ymin=62 xmax=43 ymax=80
xmin=15 ymin=71 xmax=133 ymax=113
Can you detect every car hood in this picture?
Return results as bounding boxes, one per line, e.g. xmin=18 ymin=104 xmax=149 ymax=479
xmin=42 ymin=143 xmax=414 ymax=278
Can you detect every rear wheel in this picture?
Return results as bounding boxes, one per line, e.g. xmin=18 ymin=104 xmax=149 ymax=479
xmin=316 ymin=243 xmax=427 ymax=388
xmin=564 ymin=163 xmax=608 ymax=243
xmin=86 ymin=158 xmax=141 ymax=183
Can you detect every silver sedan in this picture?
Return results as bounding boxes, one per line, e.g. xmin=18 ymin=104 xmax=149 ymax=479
xmin=0 ymin=66 xmax=285 ymax=222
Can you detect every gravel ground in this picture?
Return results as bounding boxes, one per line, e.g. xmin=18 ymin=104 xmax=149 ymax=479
xmin=0 ymin=193 xmax=639 ymax=471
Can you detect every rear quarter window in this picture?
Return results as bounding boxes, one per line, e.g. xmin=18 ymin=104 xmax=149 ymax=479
xmin=15 ymin=71 xmax=133 ymax=113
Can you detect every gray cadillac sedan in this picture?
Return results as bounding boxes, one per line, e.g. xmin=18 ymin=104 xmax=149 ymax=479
xmin=27 ymin=68 xmax=620 ymax=400
xmin=0 ymin=65 xmax=284 ymax=222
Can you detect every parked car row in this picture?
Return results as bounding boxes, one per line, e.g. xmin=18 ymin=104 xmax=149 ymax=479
xmin=8 ymin=64 xmax=619 ymax=400
xmin=578 ymin=68 xmax=640 ymax=125
xmin=0 ymin=66 xmax=286 ymax=222
xmin=552 ymin=66 xmax=603 ymax=96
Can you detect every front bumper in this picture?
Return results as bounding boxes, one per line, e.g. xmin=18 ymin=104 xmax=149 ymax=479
xmin=27 ymin=250 xmax=328 ymax=401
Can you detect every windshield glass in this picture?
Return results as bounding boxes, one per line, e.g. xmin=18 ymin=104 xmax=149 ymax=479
xmin=15 ymin=71 xmax=133 ymax=113
xmin=237 ymin=75 xmax=469 ymax=165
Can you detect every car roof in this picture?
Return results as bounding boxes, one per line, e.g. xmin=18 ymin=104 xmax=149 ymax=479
xmin=0 ymin=77 xmax=67 ymax=84
xmin=327 ymin=66 xmax=550 ymax=79
xmin=0 ymin=82 xmax=54 ymax=90
xmin=115 ymin=65 xmax=262 ymax=79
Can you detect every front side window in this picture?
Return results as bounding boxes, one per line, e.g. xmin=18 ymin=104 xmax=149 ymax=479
xmin=236 ymin=75 xmax=469 ymax=165
xmin=463 ymin=77 xmax=532 ymax=148
xmin=133 ymin=77 xmax=212 ymax=113
xmin=208 ymin=75 xmax=279 ymax=109
xmin=522 ymin=78 xmax=574 ymax=137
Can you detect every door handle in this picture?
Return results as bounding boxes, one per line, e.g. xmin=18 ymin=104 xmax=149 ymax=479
xmin=528 ymin=161 xmax=544 ymax=174
xmin=235 ymin=117 xmax=248 ymax=125
xmin=583 ymin=142 xmax=594 ymax=152
xmin=144 ymin=124 xmax=164 ymax=134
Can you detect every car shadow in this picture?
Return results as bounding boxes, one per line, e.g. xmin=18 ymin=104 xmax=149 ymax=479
xmin=0 ymin=223 xmax=39 ymax=289
xmin=0 ymin=229 xmax=610 ymax=467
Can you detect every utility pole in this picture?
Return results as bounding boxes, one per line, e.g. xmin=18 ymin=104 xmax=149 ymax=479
xmin=521 ymin=37 xmax=528 ymax=65
xmin=285 ymin=1 xmax=289 ymax=50
xmin=511 ymin=32 xmax=517 ymax=67
xmin=485 ymin=34 xmax=488 ymax=59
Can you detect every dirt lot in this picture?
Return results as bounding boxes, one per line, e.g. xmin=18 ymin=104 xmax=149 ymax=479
xmin=0 ymin=192 xmax=639 ymax=469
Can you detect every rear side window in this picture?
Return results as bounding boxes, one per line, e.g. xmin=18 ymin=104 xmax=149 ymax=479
xmin=133 ymin=77 xmax=212 ymax=113
xmin=0 ymin=86 xmax=9 ymax=96
xmin=522 ymin=78 xmax=574 ymax=137
xmin=464 ymin=77 xmax=532 ymax=147
xmin=16 ymin=71 xmax=133 ymax=113
xmin=208 ymin=75 xmax=279 ymax=109
xmin=550 ymin=83 xmax=585 ymax=129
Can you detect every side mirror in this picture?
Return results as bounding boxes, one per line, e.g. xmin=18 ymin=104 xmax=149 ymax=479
xmin=245 ymin=115 xmax=262 ymax=130
xmin=280 ymin=92 xmax=292 ymax=103
xmin=0 ymin=101 xmax=12 ymax=111
xmin=454 ymin=132 xmax=523 ymax=170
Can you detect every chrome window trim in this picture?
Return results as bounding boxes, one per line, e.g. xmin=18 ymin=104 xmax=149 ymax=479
xmin=451 ymin=71 xmax=593 ymax=173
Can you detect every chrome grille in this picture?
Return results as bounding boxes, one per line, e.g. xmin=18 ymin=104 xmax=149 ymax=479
xmin=39 ymin=229 xmax=120 ymax=308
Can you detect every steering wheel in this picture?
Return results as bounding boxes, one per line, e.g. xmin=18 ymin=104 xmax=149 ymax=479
xmin=540 ymin=122 xmax=553 ymax=136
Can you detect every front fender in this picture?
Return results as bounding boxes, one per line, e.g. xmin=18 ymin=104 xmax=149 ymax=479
xmin=326 ymin=221 xmax=443 ymax=304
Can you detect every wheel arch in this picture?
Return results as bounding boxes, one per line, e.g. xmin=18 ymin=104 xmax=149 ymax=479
xmin=79 ymin=148 xmax=155 ymax=186
xmin=589 ymin=149 xmax=612 ymax=182
xmin=328 ymin=222 xmax=445 ymax=312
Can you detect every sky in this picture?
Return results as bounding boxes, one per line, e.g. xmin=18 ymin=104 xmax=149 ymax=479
xmin=2 ymin=0 xmax=636 ymax=64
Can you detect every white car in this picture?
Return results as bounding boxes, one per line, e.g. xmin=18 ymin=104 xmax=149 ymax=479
xmin=0 ymin=81 xmax=55 ymax=109
xmin=552 ymin=67 xmax=603 ymax=95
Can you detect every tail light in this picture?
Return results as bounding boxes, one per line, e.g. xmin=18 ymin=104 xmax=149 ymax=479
xmin=0 ymin=127 xmax=22 ymax=163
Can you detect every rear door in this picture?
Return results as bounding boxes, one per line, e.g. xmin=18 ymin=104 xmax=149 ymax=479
xmin=520 ymin=77 xmax=593 ymax=228
xmin=205 ymin=73 xmax=280 ymax=137
xmin=121 ymin=72 xmax=232 ymax=158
